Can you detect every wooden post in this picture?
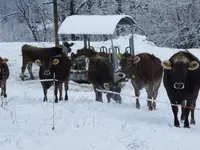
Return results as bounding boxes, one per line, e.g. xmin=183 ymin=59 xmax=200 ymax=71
xmin=53 ymin=0 xmax=59 ymax=47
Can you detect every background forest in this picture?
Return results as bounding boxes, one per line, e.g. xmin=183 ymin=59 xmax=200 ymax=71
xmin=0 ymin=0 xmax=200 ymax=49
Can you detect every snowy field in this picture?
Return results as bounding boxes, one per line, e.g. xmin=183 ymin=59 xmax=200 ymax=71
xmin=1 ymin=34 xmax=200 ymax=150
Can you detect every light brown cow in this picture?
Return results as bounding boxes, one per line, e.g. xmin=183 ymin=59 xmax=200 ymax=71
xmin=119 ymin=52 xmax=163 ymax=110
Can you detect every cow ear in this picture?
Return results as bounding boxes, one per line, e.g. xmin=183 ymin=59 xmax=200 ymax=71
xmin=52 ymin=59 xmax=59 ymax=65
xmin=103 ymin=83 xmax=110 ymax=90
xmin=188 ymin=61 xmax=199 ymax=71
xmin=133 ymin=56 xmax=140 ymax=64
xmin=161 ymin=60 xmax=172 ymax=70
xmin=34 ymin=59 xmax=42 ymax=66
xmin=2 ymin=58 xmax=8 ymax=63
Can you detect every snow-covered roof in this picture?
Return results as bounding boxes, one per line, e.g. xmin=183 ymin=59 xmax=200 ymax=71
xmin=58 ymin=15 xmax=135 ymax=35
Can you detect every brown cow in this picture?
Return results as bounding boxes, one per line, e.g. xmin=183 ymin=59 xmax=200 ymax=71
xmin=20 ymin=42 xmax=74 ymax=80
xmin=34 ymin=53 xmax=71 ymax=103
xmin=119 ymin=52 xmax=163 ymax=110
xmin=0 ymin=57 xmax=9 ymax=98
xmin=71 ymin=48 xmax=126 ymax=103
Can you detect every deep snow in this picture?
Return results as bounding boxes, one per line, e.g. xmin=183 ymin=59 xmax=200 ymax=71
xmin=0 ymin=34 xmax=200 ymax=150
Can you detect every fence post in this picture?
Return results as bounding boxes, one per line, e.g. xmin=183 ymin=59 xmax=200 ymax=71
xmin=52 ymin=73 xmax=56 ymax=130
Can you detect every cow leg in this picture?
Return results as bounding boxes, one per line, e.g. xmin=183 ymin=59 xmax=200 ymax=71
xmin=94 ymin=87 xmax=103 ymax=102
xmin=41 ymin=83 xmax=48 ymax=102
xmin=171 ymin=104 xmax=180 ymax=127
xmin=106 ymin=93 xmax=111 ymax=103
xmin=134 ymin=89 xmax=140 ymax=109
xmin=131 ymin=80 xmax=140 ymax=109
xmin=146 ymin=85 xmax=154 ymax=111
xmin=3 ymin=81 xmax=7 ymax=98
xmin=59 ymin=83 xmax=63 ymax=101
xmin=20 ymin=59 xmax=28 ymax=80
xmin=54 ymin=82 xmax=59 ymax=103
xmin=183 ymin=102 xmax=191 ymax=128
xmin=186 ymin=90 xmax=199 ymax=126
xmin=152 ymin=79 xmax=162 ymax=110
xmin=190 ymin=103 xmax=196 ymax=125
xmin=64 ymin=80 xmax=69 ymax=101
xmin=27 ymin=62 xmax=34 ymax=79
xmin=181 ymin=100 xmax=186 ymax=122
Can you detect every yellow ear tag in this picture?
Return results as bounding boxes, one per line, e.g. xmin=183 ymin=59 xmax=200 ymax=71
xmin=132 ymin=75 xmax=135 ymax=78
xmin=116 ymin=54 xmax=121 ymax=60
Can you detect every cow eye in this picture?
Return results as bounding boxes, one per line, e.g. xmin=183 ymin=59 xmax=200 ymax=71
xmin=52 ymin=59 xmax=59 ymax=65
xmin=128 ymin=61 xmax=132 ymax=66
xmin=34 ymin=59 xmax=42 ymax=66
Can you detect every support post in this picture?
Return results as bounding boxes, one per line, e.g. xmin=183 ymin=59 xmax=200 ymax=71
xmin=110 ymin=35 xmax=118 ymax=73
xmin=53 ymin=0 xmax=59 ymax=47
xmin=130 ymin=26 xmax=135 ymax=55
xmin=52 ymin=73 xmax=56 ymax=130
xmin=83 ymin=35 xmax=87 ymax=48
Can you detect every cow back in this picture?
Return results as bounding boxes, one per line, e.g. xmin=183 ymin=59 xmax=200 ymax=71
xmin=134 ymin=53 xmax=163 ymax=83
xmin=22 ymin=45 xmax=63 ymax=62
xmin=88 ymin=56 xmax=114 ymax=88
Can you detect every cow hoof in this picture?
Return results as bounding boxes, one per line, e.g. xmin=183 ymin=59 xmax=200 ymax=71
xmin=190 ymin=119 xmax=196 ymax=125
xmin=96 ymin=100 xmax=103 ymax=103
xmin=184 ymin=125 xmax=190 ymax=128
xmin=148 ymin=106 xmax=153 ymax=111
xmin=59 ymin=97 xmax=63 ymax=101
xmin=55 ymin=100 xmax=58 ymax=103
xmin=184 ymin=121 xmax=190 ymax=128
xmin=118 ymin=101 xmax=122 ymax=104
xmin=1 ymin=93 xmax=3 ymax=96
xmin=174 ymin=120 xmax=180 ymax=127
xmin=30 ymin=76 xmax=34 ymax=80
xmin=4 ymin=94 xmax=7 ymax=98
xmin=136 ymin=105 xmax=140 ymax=109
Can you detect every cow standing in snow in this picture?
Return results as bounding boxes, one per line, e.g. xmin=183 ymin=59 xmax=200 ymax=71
xmin=161 ymin=51 xmax=200 ymax=128
xmin=119 ymin=52 xmax=163 ymax=110
xmin=71 ymin=48 xmax=126 ymax=103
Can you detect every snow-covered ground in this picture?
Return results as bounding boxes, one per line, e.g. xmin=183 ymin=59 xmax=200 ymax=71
xmin=1 ymin=34 xmax=200 ymax=150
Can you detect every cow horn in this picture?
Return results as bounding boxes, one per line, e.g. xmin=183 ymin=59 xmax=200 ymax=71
xmin=161 ymin=60 xmax=172 ymax=70
xmin=133 ymin=56 xmax=140 ymax=64
xmin=103 ymin=83 xmax=110 ymax=90
xmin=2 ymin=58 xmax=8 ymax=63
xmin=188 ymin=61 xmax=199 ymax=71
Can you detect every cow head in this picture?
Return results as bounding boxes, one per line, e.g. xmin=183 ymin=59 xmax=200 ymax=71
xmin=0 ymin=57 xmax=8 ymax=80
xmin=34 ymin=55 xmax=61 ymax=78
xmin=62 ymin=41 xmax=74 ymax=53
xmin=103 ymin=72 xmax=126 ymax=103
xmin=161 ymin=56 xmax=199 ymax=90
xmin=119 ymin=53 xmax=140 ymax=78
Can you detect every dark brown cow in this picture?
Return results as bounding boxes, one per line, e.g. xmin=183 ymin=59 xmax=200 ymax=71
xmin=20 ymin=42 xmax=74 ymax=80
xmin=0 ymin=57 xmax=9 ymax=98
xmin=34 ymin=53 xmax=71 ymax=103
xmin=119 ymin=52 xmax=163 ymax=110
xmin=71 ymin=48 xmax=126 ymax=103
xmin=162 ymin=51 xmax=200 ymax=128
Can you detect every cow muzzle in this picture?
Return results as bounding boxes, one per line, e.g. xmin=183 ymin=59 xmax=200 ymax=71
xmin=174 ymin=82 xmax=185 ymax=90
xmin=44 ymin=70 xmax=51 ymax=76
